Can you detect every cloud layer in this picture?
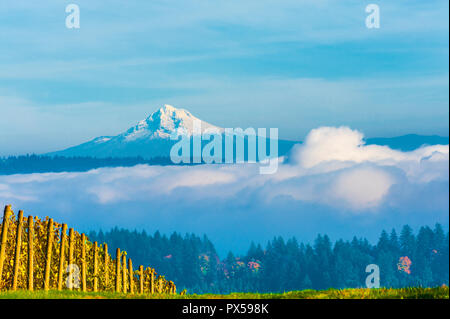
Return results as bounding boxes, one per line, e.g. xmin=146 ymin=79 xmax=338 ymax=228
xmin=1 ymin=126 xmax=448 ymax=253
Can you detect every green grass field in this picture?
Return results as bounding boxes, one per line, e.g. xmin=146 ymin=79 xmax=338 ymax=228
xmin=0 ymin=287 xmax=448 ymax=299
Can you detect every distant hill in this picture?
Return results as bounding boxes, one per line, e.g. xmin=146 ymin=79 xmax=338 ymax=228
xmin=366 ymin=134 xmax=449 ymax=151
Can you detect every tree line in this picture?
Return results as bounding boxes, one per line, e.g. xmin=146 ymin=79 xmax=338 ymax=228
xmin=0 ymin=155 xmax=174 ymax=175
xmin=88 ymin=224 xmax=449 ymax=294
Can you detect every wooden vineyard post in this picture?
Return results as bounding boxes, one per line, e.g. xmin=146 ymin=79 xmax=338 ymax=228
xmin=139 ymin=265 xmax=144 ymax=294
xmin=12 ymin=210 xmax=24 ymax=291
xmin=158 ymin=276 xmax=163 ymax=294
xmin=122 ymin=254 xmax=127 ymax=293
xmin=104 ymin=243 xmax=109 ymax=289
xmin=57 ymin=224 xmax=68 ymax=290
xmin=68 ymin=228 xmax=74 ymax=290
xmin=0 ymin=205 xmax=12 ymax=282
xmin=93 ymin=241 xmax=98 ymax=292
xmin=44 ymin=218 xmax=54 ymax=291
xmin=150 ymin=269 xmax=155 ymax=294
xmin=128 ymin=258 xmax=133 ymax=294
xmin=27 ymin=216 xmax=34 ymax=291
xmin=81 ymin=233 xmax=87 ymax=292
xmin=115 ymin=248 xmax=121 ymax=293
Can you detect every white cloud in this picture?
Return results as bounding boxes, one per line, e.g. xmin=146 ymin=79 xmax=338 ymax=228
xmin=330 ymin=167 xmax=394 ymax=209
xmin=87 ymin=185 xmax=128 ymax=204
xmin=162 ymin=168 xmax=237 ymax=192
xmin=291 ymin=126 xmax=449 ymax=169
xmin=0 ymin=183 xmax=37 ymax=202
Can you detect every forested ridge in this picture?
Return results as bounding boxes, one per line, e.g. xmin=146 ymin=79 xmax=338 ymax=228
xmin=0 ymin=155 xmax=174 ymax=174
xmin=89 ymin=224 xmax=449 ymax=294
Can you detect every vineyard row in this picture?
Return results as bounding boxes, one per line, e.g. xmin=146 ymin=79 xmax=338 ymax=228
xmin=0 ymin=205 xmax=178 ymax=295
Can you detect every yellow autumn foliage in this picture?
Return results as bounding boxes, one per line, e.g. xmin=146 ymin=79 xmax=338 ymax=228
xmin=0 ymin=206 xmax=175 ymax=294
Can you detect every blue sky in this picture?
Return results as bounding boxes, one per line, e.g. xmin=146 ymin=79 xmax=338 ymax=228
xmin=0 ymin=0 xmax=449 ymax=155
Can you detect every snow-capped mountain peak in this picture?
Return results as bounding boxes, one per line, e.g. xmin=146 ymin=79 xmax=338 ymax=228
xmin=47 ymin=104 xmax=225 ymax=158
xmin=121 ymin=104 xmax=223 ymax=141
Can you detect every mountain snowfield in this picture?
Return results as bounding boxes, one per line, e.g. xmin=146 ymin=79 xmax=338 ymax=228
xmin=123 ymin=104 xmax=223 ymax=141
xmin=47 ymin=105 xmax=227 ymax=158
